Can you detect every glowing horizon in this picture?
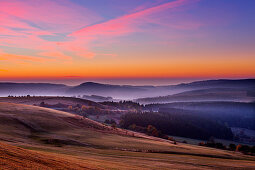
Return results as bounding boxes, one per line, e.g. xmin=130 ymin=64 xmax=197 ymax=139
xmin=0 ymin=0 xmax=255 ymax=81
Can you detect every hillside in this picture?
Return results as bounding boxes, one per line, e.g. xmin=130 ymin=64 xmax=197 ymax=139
xmin=0 ymin=142 xmax=96 ymax=169
xmin=120 ymin=111 xmax=233 ymax=140
xmin=146 ymin=102 xmax=255 ymax=137
xmin=0 ymin=102 xmax=255 ymax=169
xmin=66 ymin=82 xmax=148 ymax=96
xmin=0 ymin=82 xmax=68 ymax=96
xmin=0 ymin=102 xmax=132 ymax=143
xmin=171 ymin=79 xmax=255 ymax=90
xmin=136 ymin=88 xmax=255 ymax=104
xmin=0 ymin=96 xmax=107 ymax=109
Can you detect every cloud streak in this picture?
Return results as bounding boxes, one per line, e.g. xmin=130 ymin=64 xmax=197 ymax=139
xmin=0 ymin=0 xmax=200 ymax=62
xmin=0 ymin=49 xmax=50 ymax=63
xmin=72 ymin=0 xmax=199 ymax=37
xmin=0 ymin=69 xmax=7 ymax=72
xmin=68 ymin=0 xmax=200 ymax=58
xmin=0 ymin=0 xmax=102 ymax=61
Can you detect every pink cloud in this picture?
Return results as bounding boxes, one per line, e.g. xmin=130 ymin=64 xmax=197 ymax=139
xmin=0 ymin=14 xmax=33 ymax=31
xmin=98 ymin=53 xmax=118 ymax=57
xmin=66 ymin=0 xmax=201 ymax=59
xmin=0 ymin=26 xmax=21 ymax=36
xmin=0 ymin=0 xmax=100 ymax=32
xmin=71 ymin=0 xmax=199 ymax=37
xmin=0 ymin=0 xmax=103 ymax=60
xmin=0 ymin=0 xmax=201 ymax=62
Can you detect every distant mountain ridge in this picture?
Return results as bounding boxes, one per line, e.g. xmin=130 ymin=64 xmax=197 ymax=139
xmin=172 ymin=79 xmax=255 ymax=89
xmin=0 ymin=79 xmax=254 ymax=100
xmin=0 ymin=82 xmax=68 ymax=96
xmin=136 ymin=87 xmax=255 ymax=104
xmin=67 ymin=81 xmax=147 ymax=93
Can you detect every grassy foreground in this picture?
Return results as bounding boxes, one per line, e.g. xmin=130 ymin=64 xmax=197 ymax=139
xmin=0 ymin=102 xmax=255 ymax=169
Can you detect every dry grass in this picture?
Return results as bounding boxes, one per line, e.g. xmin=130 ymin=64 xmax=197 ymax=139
xmin=0 ymin=142 xmax=98 ymax=169
xmin=0 ymin=102 xmax=255 ymax=169
xmin=0 ymin=96 xmax=106 ymax=108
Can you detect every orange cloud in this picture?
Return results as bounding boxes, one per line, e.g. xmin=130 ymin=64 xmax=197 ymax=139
xmin=38 ymin=51 xmax=72 ymax=61
xmin=0 ymin=69 xmax=7 ymax=72
xmin=0 ymin=50 xmax=49 ymax=63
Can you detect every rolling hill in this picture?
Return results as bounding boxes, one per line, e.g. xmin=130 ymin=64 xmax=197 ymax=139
xmin=65 ymin=82 xmax=149 ymax=99
xmin=171 ymin=79 xmax=255 ymax=90
xmin=0 ymin=96 xmax=107 ymax=109
xmin=137 ymin=88 xmax=255 ymax=104
xmin=0 ymin=102 xmax=255 ymax=169
xmin=0 ymin=82 xmax=68 ymax=96
xmin=1 ymin=79 xmax=254 ymax=100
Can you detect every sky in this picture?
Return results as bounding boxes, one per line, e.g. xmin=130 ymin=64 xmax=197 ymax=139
xmin=0 ymin=0 xmax=254 ymax=85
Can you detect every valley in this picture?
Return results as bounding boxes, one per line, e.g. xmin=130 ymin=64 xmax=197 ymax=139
xmin=0 ymin=79 xmax=255 ymax=169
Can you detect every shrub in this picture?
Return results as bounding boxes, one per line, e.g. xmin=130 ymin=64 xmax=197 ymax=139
xmin=229 ymin=143 xmax=236 ymax=151
xmin=68 ymin=106 xmax=73 ymax=110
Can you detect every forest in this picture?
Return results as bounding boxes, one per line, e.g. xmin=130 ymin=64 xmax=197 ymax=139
xmin=120 ymin=111 xmax=233 ymax=140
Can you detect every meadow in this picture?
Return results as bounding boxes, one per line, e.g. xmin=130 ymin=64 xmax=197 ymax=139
xmin=0 ymin=102 xmax=255 ymax=169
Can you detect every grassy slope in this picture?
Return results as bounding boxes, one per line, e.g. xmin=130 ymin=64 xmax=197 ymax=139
xmin=0 ymin=96 xmax=108 ymax=109
xmin=0 ymin=142 xmax=97 ymax=169
xmin=0 ymin=102 xmax=255 ymax=169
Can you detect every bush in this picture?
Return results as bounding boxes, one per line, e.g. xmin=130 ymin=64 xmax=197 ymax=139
xmin=239 ymin=145 xmax=251 ymax=154
xmin=215 ymin=143 xmax=225 ymax=149
xmin=111 ymin=123 xmax=117 ymax=129
xmin=104 ymin=119 xmax=116 ymax=125
xmin=251 ymin=146 xmax=255 ymax=155
xmin=229 ymin=143 xmax=236 ymax=151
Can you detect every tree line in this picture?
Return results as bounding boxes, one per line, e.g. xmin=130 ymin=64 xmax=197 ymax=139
xmin=119 ymin=111 xmax=233 ymax=140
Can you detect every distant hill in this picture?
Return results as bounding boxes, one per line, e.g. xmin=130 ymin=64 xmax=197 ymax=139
xmin=137 ymin=88 xmax=255 ymax=104
xmin=0 ymin=79 xmax=254 ymax=100
xmin=82 ymin=94 xmax=113 ymax=102
xmin=66 ymin=82 xmax=149 ymax=99
xmin=170 ymin=79 xmax=255 ymax=90
xmin=0 ymin=82 xmax=68 ymax=96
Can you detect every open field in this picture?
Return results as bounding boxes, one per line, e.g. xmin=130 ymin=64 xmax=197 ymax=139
xmin=0 ymin=142 xmax=97 ymax=169
xmin=0 ymin=102 xmax=255 ymax=169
